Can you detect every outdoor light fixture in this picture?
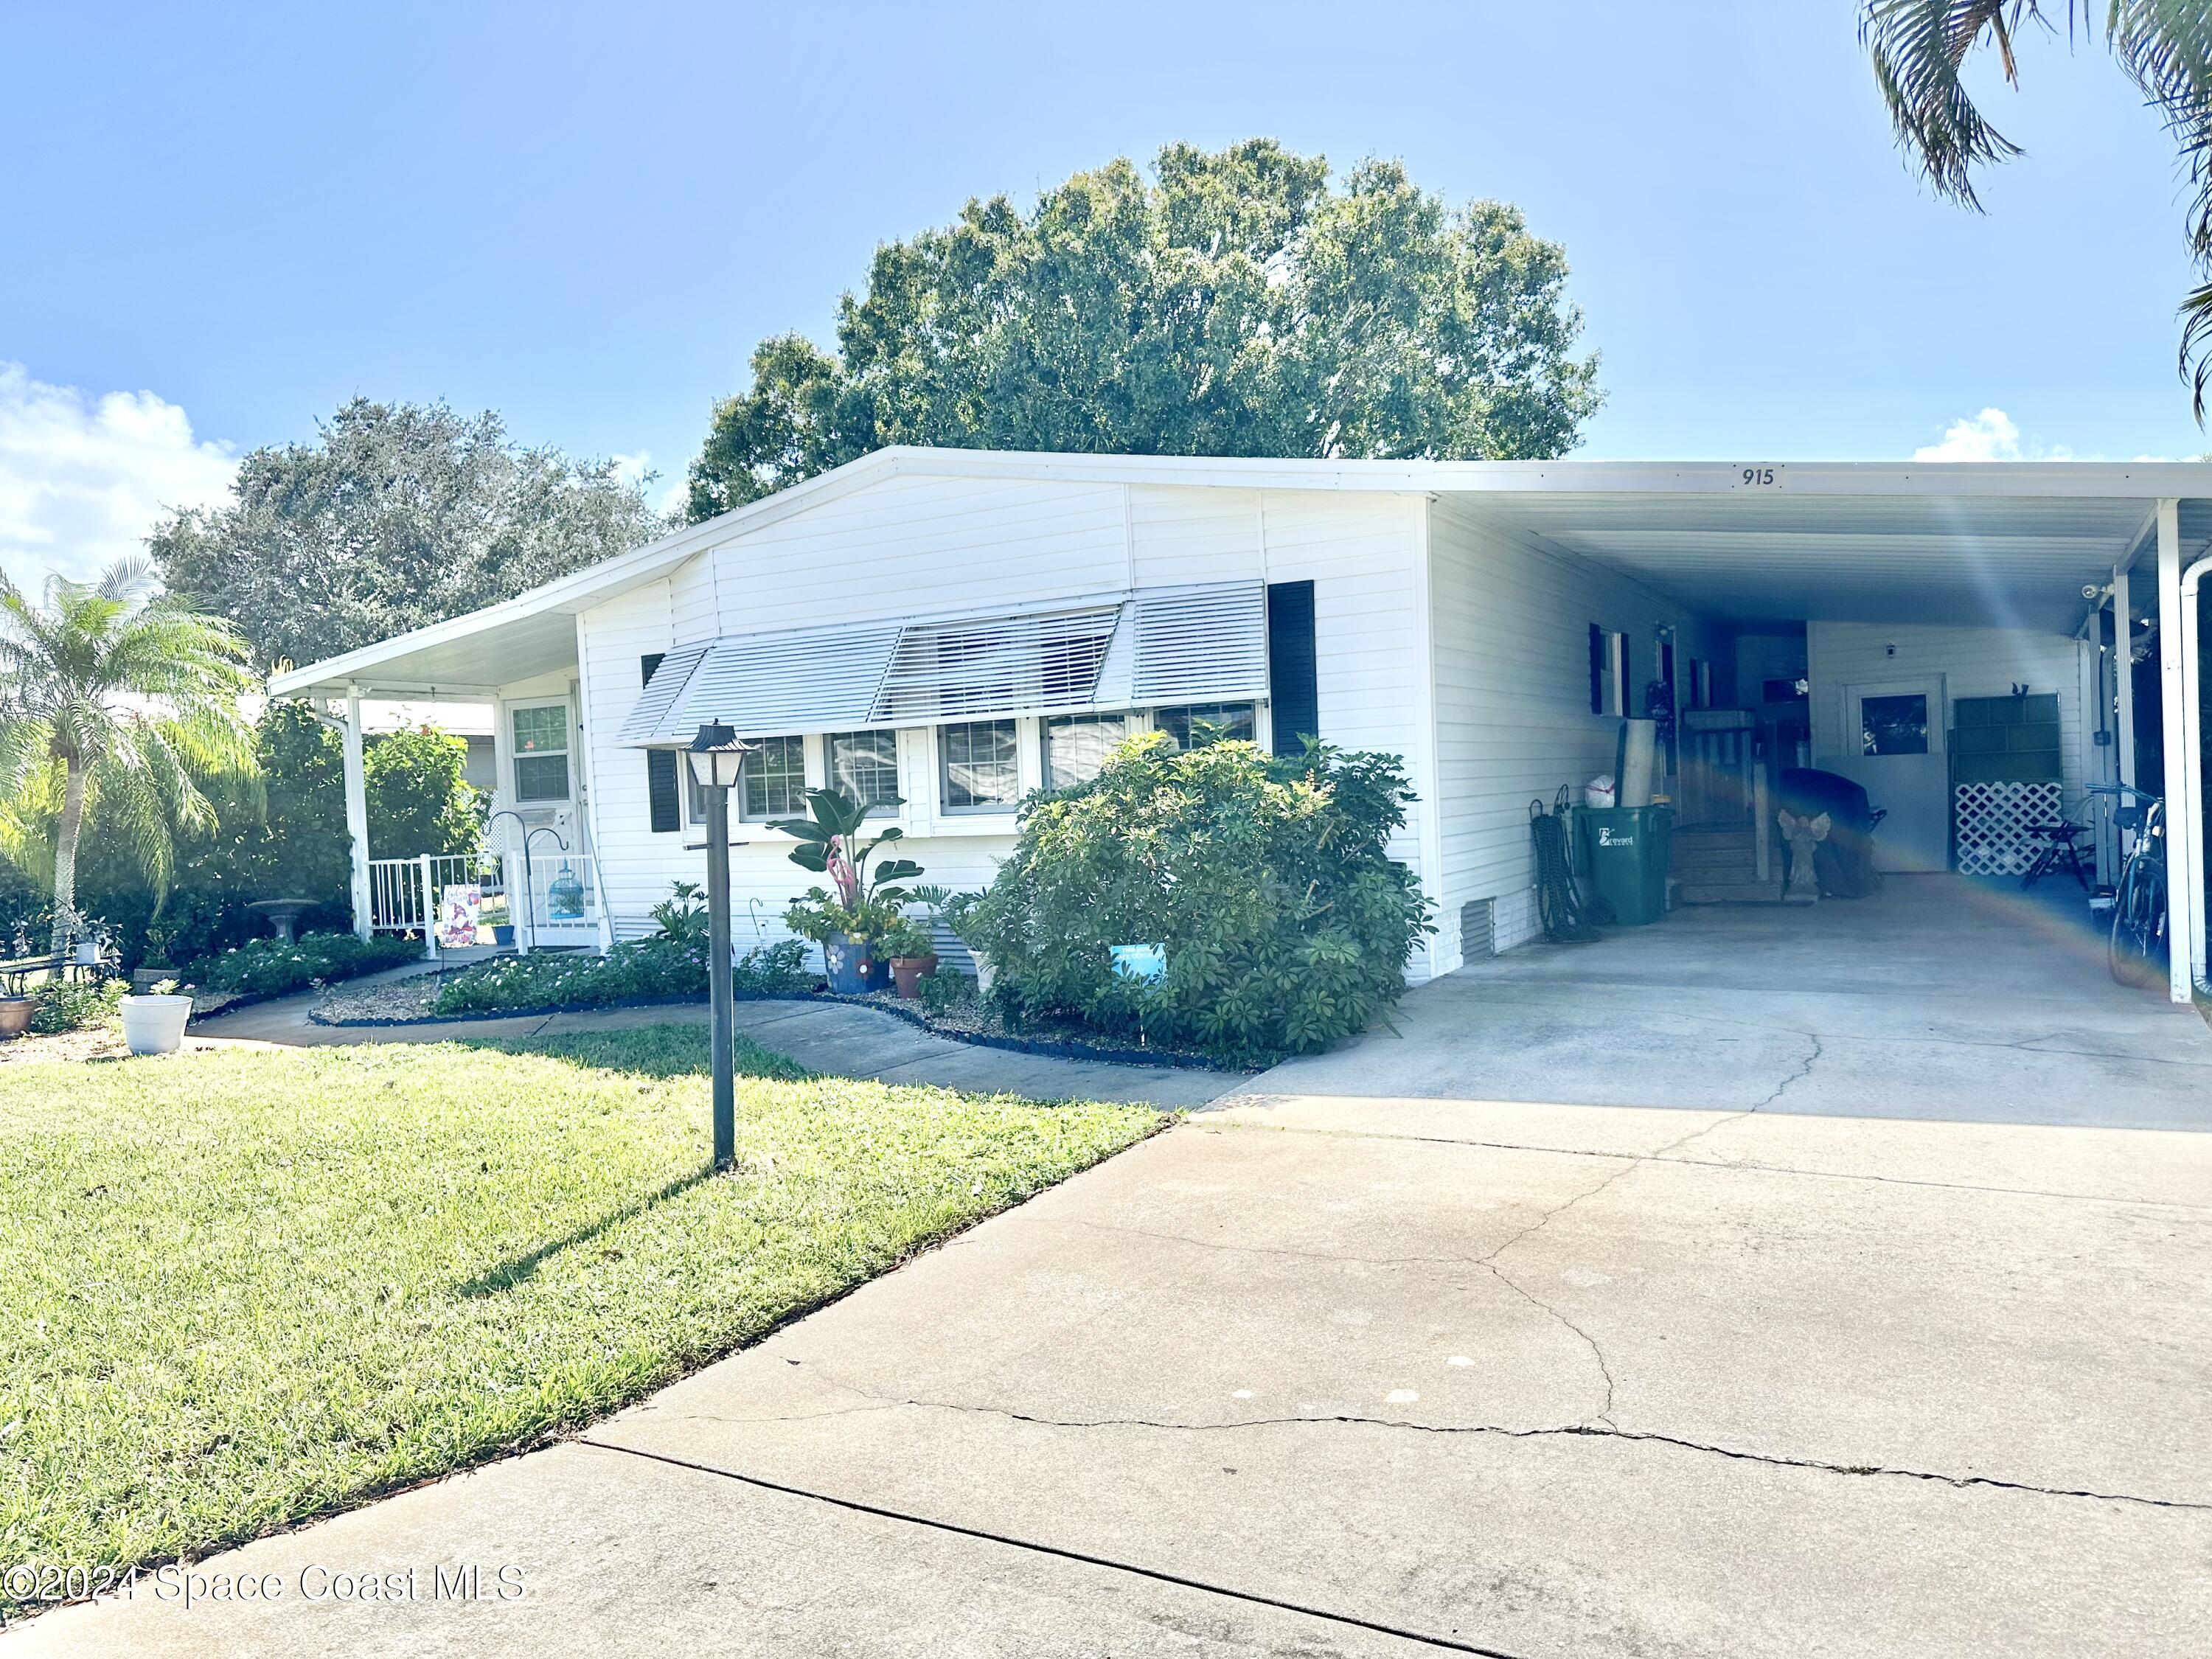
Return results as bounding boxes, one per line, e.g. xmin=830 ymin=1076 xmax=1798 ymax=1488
xmin=687 ymin=720 xmax=752 ymax=1169
xmin=686 ymin=720 xmax=747 ymax=791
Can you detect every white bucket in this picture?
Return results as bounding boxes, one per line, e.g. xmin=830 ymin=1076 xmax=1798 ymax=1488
xmin=119 ymin=995 xmax=192 ymax=1056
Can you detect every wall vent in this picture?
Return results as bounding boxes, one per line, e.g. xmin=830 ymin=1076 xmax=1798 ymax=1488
xmin=1459 ymin=897 xmax=1497 ymax=961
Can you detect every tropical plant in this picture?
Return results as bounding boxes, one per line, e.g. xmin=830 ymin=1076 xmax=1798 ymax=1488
xmin=771 ymin=787 xmax=922 ymax=944
xmin=1862 ymin=2 xmax=2212 ymax=411
xmin=150 ymin=398 xmax=670 ymax=671
xmin=956 ymin=734 xmax=1433 ymax=1065
xmin=0 ymin=560 xmax=258 ymax=956
xmin=685 ymin=139 xmax=1601 ymax=515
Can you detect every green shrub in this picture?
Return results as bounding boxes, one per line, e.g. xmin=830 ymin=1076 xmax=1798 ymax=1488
xmin=431 ymin=884 xmax=815 ymax=1016
xmin=918 ymin=970 xmax=976 ymax=1016
xmin=958 ymin=734 xmax=1432 ymax=1065
xmin=364 ymin=726 xmax=484 ymax=858
xmin=188 ymin=932 xmax=424 ymax=998
xmin=31 ymin=978 xmax=125 ymax=1034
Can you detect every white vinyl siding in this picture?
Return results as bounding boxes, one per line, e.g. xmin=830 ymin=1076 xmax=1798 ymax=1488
xmin=1805 ymin=622 xmax=2092 ymax=801
xmin=1426 ymin=497 xmax=1732 ymax=966
xmin=574 ymin=472 xmax=1434 ymax=975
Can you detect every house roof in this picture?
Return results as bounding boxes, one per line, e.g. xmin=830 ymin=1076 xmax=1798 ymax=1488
xmin=269 ymin=448 xmax=2212 ymax=697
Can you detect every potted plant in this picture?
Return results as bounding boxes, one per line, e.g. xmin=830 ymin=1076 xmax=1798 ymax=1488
xmin=784 ymin=894 xmax=899 ymax=994
xmin=133 ymin=922 xmax=178 ymax=995
xmin=771 ymin=787 xmax=921 ymax=995
xmin=939 ymin=889 xmax=995 ymax=998
xmin=879 ymin=917 xmax=939 ymax=998
xmin=0 ymin=964 xmax=32 ymax=1040
xmin=119 ymin=976 xmax=193 ymax=1056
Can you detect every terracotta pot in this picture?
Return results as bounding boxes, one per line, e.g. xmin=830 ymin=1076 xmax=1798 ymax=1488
xmin=889 ymin=953 xmax=939 ymax=999
xmin=0 ymin=996 xmax=31 ymax=1040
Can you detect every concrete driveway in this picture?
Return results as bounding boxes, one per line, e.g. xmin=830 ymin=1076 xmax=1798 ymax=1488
xmin=15 ymin=877 xmax=2211 ymax=1656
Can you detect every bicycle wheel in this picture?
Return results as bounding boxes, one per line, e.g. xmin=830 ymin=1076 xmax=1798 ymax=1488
xmin=2107 ymin=857 xmax=2169 ymax=987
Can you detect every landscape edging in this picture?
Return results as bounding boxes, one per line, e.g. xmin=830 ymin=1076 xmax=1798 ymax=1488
xmin=307 ymin=987 xmax=1251 ymax=1072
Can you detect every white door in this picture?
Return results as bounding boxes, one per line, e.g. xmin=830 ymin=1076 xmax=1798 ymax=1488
xmin=1828 ymin=677 xmax=1949 ymax=872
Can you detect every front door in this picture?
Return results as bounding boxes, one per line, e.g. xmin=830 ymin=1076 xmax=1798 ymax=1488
xmin=1829 ymin=677 xmax=1949 ymax=872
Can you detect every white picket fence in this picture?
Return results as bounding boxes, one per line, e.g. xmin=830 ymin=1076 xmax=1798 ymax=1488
xmin=366 ymin=851 xmax=599 ymax=956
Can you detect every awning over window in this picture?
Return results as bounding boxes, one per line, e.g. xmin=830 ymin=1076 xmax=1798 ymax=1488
xmin=617 ymin=581 xmax=1268 ymax=746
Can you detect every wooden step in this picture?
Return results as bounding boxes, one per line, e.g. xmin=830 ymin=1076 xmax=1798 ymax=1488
xmin=1677 ymin=879 xmax=1784 ymax=904
xmin=1672 ymin=849 xmax=1761 ymax=876
xmin=1672 ymin=853 xmax=1761 ymax=877
xmin=1673 ymin=829 xmax=1756 ymax=848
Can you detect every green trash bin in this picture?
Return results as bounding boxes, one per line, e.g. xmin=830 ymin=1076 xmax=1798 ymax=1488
xmin=1575 ymin=805 xmax=1674 ymax=926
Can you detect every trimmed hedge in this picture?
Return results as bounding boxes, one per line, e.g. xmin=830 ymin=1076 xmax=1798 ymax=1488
xmin=187 ymin=932 xmax=424 ymax=999
xmin=430 ymin=936 xmax=813 ymax=1018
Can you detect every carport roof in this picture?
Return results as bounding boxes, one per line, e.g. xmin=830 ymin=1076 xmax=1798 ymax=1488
xmin=1455 ymin=487 xmax=2193 ymax=633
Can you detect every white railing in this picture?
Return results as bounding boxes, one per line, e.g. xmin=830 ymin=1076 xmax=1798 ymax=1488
xmin=366 ymin=849 xmax=598 ymax=956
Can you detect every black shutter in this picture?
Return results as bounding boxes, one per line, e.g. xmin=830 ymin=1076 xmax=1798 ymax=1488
xmin=1589 ymin=624 xmax=1604 ymax=715
xmin=1265 ymin=580 xmax=1319 ymax=757
xmin=641 ymin=655 xmax=679 ymax=832
xmin=647 ymin=751 xmax=680 ymax=833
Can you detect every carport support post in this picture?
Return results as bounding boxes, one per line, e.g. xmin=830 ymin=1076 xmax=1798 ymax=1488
xmin=343 ymin=687 xmax=374 ymax=942
xmin=2154 ymin=501 xmax=2198 ymax=1002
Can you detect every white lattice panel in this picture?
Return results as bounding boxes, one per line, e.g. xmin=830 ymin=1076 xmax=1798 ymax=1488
xmin=1954 ymin=781 xmax=2062 ymax=876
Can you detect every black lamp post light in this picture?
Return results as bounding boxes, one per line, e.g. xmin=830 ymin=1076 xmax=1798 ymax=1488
xmin=686 ymin=721 xmax=751 ymax=1169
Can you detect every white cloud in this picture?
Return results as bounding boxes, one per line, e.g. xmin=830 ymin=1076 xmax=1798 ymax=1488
xmin=0 ymin=363 xmax=237 ymax=592
xmin=612 ymin=448 xmax=689 ymax=518
xmin=1912 ymin=407 xmax=2075 ymax=463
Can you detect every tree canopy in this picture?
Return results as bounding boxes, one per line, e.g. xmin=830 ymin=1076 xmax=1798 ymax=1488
xmin=151 ymin=399 xmax=667 ymax=672
xmin=1862 ymin=2 xmax=2212 ymax=412
xmin=685 ymin=139 xmax=1603 ymax=519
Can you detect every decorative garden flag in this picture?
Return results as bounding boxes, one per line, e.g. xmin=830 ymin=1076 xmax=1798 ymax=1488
xmin=437 ymin=884 xmax=481 ymax=950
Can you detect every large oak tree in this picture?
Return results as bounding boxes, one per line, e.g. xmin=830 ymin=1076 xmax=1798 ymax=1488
xmin=686 ymin=140 xmax=1604 ymax=520
xmin=152 ymin=399 xmax=667 ymax=672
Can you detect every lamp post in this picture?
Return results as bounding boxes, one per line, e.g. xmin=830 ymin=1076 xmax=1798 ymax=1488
xmin=686 ymin=721 xmax=751 ymax=1169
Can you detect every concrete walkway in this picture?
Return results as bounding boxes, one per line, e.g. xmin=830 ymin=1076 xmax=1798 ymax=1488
xmin=192 ymin=978 xmax=1240 ymax=1109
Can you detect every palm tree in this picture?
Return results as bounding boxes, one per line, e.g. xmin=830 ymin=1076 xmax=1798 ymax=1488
xmin=0 ymin=559 xmax=257 ymax=956
xmin=1863 ymin=3 xmax=2212 ymax=411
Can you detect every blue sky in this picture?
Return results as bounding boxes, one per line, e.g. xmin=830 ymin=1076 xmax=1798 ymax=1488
xmin=0 ymin=1 xmax=2201 ymax=583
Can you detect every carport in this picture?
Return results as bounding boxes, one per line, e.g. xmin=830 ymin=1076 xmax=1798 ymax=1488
xmin=1453 ymin=464 xmax=2212 ymax=1004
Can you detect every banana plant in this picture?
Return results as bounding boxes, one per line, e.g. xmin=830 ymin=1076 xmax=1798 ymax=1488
xmin=769 ymin=787 xmax=922 ymax=917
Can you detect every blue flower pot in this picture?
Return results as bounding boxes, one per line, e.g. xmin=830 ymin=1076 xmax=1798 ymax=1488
xmin=823 ymin=934 xmax=875 ymax=995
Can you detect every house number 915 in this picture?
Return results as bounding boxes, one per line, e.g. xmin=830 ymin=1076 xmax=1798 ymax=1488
xmin=1738 ymin=466 xmax=1780 ymax=487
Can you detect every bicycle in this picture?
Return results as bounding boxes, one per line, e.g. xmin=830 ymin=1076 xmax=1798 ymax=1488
xmin=2084 ymin=783 xmax=2167 ymax=987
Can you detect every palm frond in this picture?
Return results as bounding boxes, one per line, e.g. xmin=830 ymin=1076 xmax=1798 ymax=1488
xmin=1862 ymin=1 xmax=2037 ymax=211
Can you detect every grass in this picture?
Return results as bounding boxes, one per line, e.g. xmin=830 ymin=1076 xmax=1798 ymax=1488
xmin=0 ymin=1026 xmax=1161 ymax=1608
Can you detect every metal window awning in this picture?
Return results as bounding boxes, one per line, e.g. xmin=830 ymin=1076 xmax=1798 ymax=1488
xmin=618 ymin=582 xmax=1267 ymax=747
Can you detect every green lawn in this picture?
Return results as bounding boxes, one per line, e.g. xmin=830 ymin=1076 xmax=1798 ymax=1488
xmin=0 ymin=1028 xmax=1160 ymax=1604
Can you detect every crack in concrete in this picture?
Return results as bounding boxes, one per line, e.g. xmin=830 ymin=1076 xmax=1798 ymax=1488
xmin=822 ymin=1399 xmax=2210 ymax=1514
xmin=1198 ymin=1116 xmax=2212 ymax=1213
xmin=577 ymin=1438 xmax=1531 ymax=1657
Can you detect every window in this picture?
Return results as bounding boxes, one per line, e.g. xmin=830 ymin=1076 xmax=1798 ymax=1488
xmin=1045 ymin=712 xmax=1129 ymax=789
xmin=1860 ymin=694 xmax=1930 ymax=757
xmin=1589 ymin=627 xmax=1626 ymax=717
xmin=510 ymin=703 xmax=570 ymax=802
xmin=1155 ymin=703 xmax=1256 ymax=749
xmin=727 ymin=734 xmax=807 ymax=821
xmin=829 ymin=730 xmax=900 ymax=813
xmin=939 ymin=720 xmax=1020 ymax=811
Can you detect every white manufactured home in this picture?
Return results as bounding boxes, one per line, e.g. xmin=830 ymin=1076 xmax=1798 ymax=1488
xmin=271 ymin=449 xmax=2212 ymax=1004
